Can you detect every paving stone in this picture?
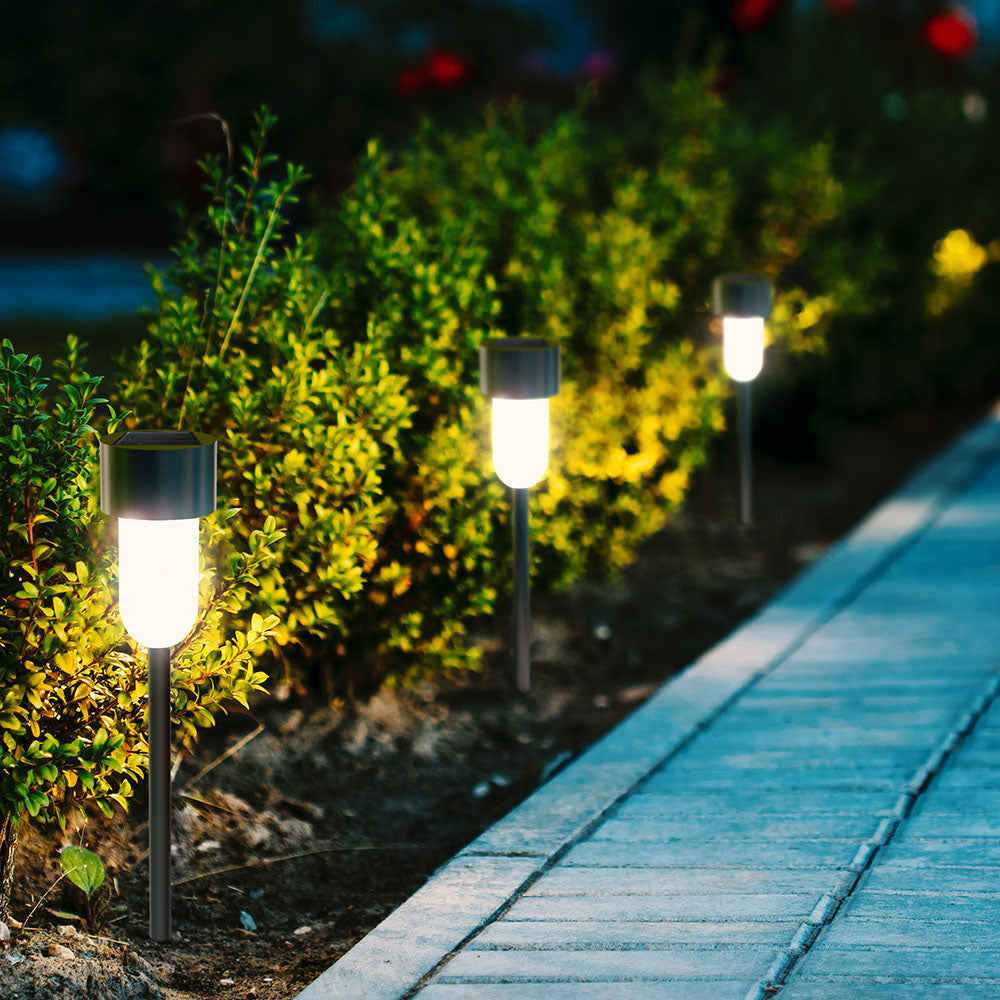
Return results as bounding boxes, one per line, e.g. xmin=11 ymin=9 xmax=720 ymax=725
xmin=616 ymin=791 xmax=894 ymax=818
xmin=746 ymin=677 xmax=982 ymax=693
xmin=876 ymin=839 xmax=1000 ymax=868
xmin=470 ymin=919 xmax=801 ymax=949
xmin=563 ymin=840 xmax=861 ymax=869
xmin=722 ymin=708 xmax=956 ymax=729
xmin=667 ymin=747 xmax=922 ymax=768
xmin=937 ymin=747 xmax=1000 ymax=767
xmin=689 ymin=728 xmax=942 ymax=751
xmin=906 ymin=788 xmax=1000 ymax=815
xmin=860 ymin=867 xmax=1000 ymax=894
xmin=793 ymin=947 xmax=1000 ymax=980
xmin=781 ymin=984 xmax=1000 ymax=998
xmin=822 ymin=918 xmax=1000 ymax=949
xmin=434 ymin=946 xmax=777 ymax=983
xmin=896 ymin=816 xmax=1000 ymax=838
xmin=502 ymin=892 xmax=819 ymax=922
xmin=643 ymin=769 xmax=908 ymax=792
xmin=418 ymin=982 xmax=755 ymax=999
xmin=524 ymin=867 xmax=840 ymax=896
xmin=593 ymin=816 xmax=875 ymax=842
xmin=842 ymin=891 xmax=1000 ymax=922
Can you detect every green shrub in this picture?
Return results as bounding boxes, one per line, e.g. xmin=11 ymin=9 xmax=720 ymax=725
xmin=320 ymin=68 xmax=876 ymax=686
xmin=116 ymin=78 xmax=875 ymax=697
xmin=0 ymin=336 xmax=279 ymax=920
xmin=115 ymin=110 xmax=413 ymax=690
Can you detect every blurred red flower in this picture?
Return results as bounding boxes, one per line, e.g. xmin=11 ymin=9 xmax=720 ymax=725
xmin=732 ymin=0 xmax=780 ymax=33
xmin=924 ymin=7 xmax=977 ymax=58
xmin=426 ymin=51 xmax=470 ymax=88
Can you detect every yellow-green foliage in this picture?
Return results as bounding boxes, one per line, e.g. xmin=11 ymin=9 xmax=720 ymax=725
xmin=116 ymin=110 xmax=413 ymax=680
xmin=321 ymin=69 xmax=868 ymax=684
xmin=0 ymin=337 xmax=278 ymax=832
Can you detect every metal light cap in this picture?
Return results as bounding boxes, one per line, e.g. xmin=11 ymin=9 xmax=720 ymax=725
xmin=712 ymin=274 xmax=774 ymax=318
xmin=479 ymin=337 xmax=560 ymax=400
xmin=100 ymin=429 xmax=217 ymax=520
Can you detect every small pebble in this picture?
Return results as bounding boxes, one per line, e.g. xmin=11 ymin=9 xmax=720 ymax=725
xmin=592 ymin=694 xmax=610 ymax=709
xmin=45 ymin=943 xmax=74 ymax=959
xmin=490 ymin=773 xmax=511 ymax=788
xmin=0 ymin=921 xmax=9 ymax=941
xmin=293 ymin=925 xmax=312 ymax=936
xmin=219 ymin=979 xmax=235 ymax=986
xmin=471 ymin=781 xmax=491 ymax=799
xmin=196 ymin=839 xmax=222 ymax=853
xmin=593 ymin=622 xmax=612 ymax=641
xmin=240 ymin=911 xmax=258 ymax=932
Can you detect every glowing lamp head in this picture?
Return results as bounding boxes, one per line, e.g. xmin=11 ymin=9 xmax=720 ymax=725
xmin=479 ymin=337 xmax=561 ymax=489
xmin=722 ymin=315 xmax=765 ymax=382
xmin=100 ymin=429 xmax=217 ymax=649
xmin=712 ymin=274 xmax=774 ymax=383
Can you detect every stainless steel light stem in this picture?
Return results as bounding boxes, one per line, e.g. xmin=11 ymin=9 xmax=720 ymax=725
xmin=147 ymin=646 xmax=172 ymax=942
xmin=512 ymin=487 xmax=531 ymax=693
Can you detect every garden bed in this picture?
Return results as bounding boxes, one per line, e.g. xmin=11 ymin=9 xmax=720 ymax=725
xmin=3 ymin=398 xmax=985 ymax=1000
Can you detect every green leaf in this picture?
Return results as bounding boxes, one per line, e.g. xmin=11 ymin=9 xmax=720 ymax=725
xmin=60 ymin=845 xmax=106 ymax=897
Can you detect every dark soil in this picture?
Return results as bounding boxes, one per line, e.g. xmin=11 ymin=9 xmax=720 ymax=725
xmin=3 ymin=398 xmax=990 ymax=1000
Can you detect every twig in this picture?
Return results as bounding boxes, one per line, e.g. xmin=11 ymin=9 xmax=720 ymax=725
xmin=180 ymin=723 xmax=265 ymax=791
xmin=173 ymin=843 xmax=434 ymax=887
xmin=20 ymin=870 xmax=72 ymax=932
xmin=177 ymin=791 xmax=243 ymax=816
xmin=216 ymin=189 xmax=289 ymax=361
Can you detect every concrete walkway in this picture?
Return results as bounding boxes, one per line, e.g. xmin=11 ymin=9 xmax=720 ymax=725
xmin=297 ymin=406 xmax=1000 ymax=1000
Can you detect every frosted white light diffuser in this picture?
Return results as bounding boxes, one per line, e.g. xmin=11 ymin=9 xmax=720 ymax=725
xmin=722 ymin=316 xmax=765 ymax=382
xmin=492 ymin=397 xmax=549 ymax=489
xmin=118 ymin=518 xmax=200 ymax=648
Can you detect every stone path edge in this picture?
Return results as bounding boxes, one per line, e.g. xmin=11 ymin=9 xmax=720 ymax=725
xmin=294 ymin=405 xmax=1000 ymax=1000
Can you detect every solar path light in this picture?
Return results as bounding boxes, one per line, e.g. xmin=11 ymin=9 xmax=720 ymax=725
xmin=712 ymin=274 xmax=773 ymax=526
xmin=480 ymin=337 xmax=560 ymax=693
xmin=100 ymin=429 xmax=217 ymax=942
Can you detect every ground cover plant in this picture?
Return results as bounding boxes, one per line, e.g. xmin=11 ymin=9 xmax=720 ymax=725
xmin=0 ymin=335 xmax=280 ymax=922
